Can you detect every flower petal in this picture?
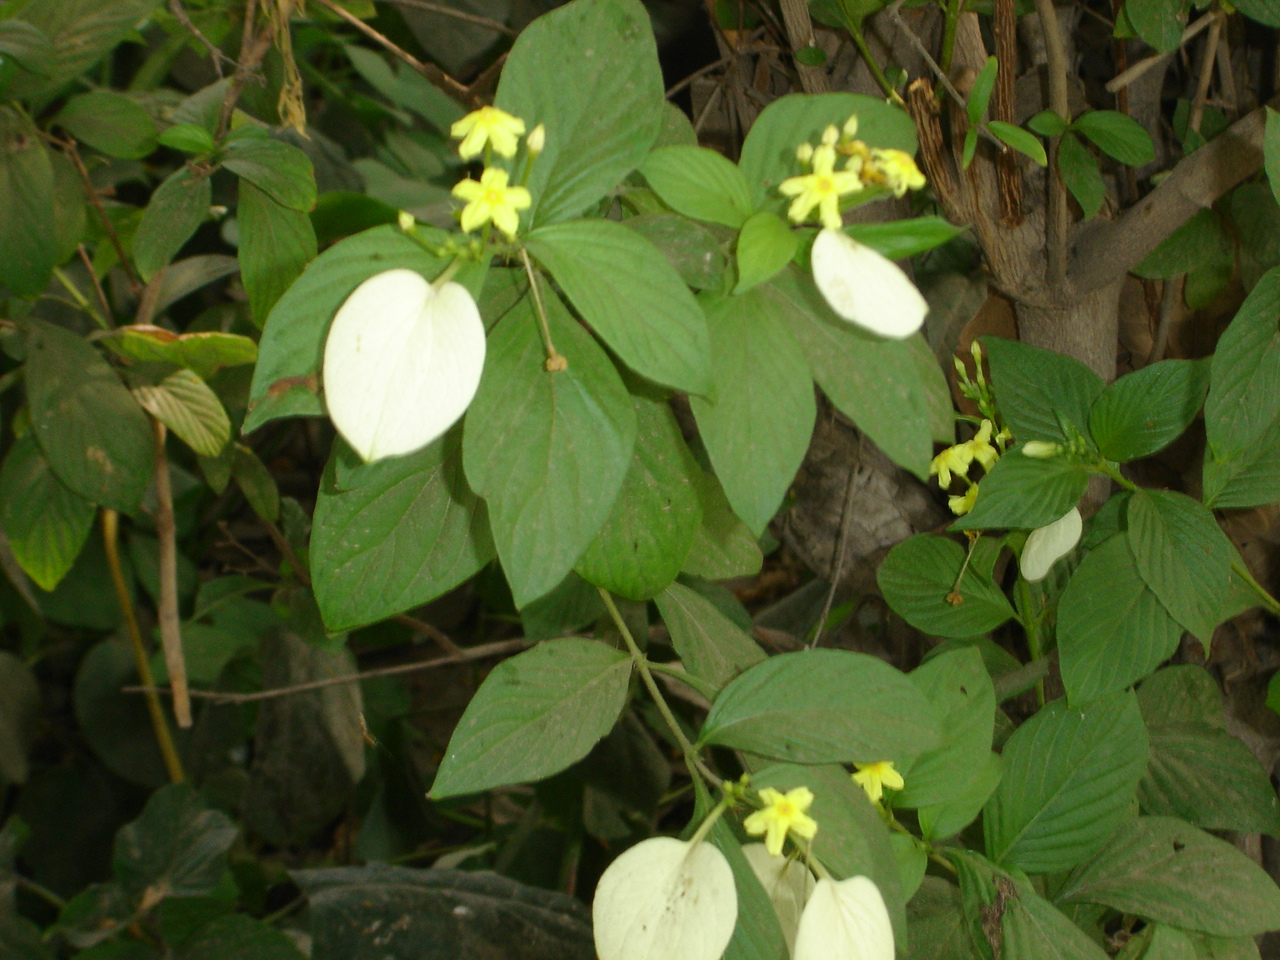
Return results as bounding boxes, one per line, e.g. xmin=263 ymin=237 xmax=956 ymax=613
xmin=742 ymin=843 xmax=816 ymax=956
xmin=794 ymin=876 xmax=894 ymax=960
xmin=810 ymin=228 xmax=928 ymax=339
xmin=1020 ymin=506 xmax=1083 ymax=581
xmin=322 ymin=269 xmax=486 ymax=462
xmin=593 ymin=837 xmax=738 ymax=960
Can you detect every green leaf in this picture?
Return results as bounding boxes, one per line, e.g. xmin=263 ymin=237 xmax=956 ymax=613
xmin=101 ymin=327 xmax=257 ymax=381
xmin=952 ymin=449 xmax=1091 ymax=531
xmin=113 ymin=783 xmax=238 ymax=901
xmin=1057 ymin=817 xmax=1280 ymax=936
xmin=984 ymin=692 xmax=1149 ymax=874
xmin=1058 ymin=536 xmax=1183 ymax=705
xmin=1089 ymin=359 xmax=1209 ymax=461
xmin=55 ymin=91 xmax=157 ymax=160
xmin=0 ymin=436 xmax=95 ymax=592
xmin=310 ymin=434 xmax=495 ymax=631
xmin=918 ymin=752 xmax=1003 ymax=842
xmin=1057 ymin=132 xmax=1106 ymax=220
xmin=232 ymin=444 xmax=279 ymax=523
xmin=734 ymin=211 xmax=798 ymax=293
xmin=237 ymin=180 xmax=317 ymax=329
xmin=898 ymin=647 xmax=996 ymax=808
xmin=342 ymin=45 xmax=464 ymax=130
xmin=1072 ymin=110 xmax=1155 ymax=165
xmin=1268 ymin=108 xmax=1280 ymax=208
xmin=0 ymin=19 xmax=53 ymax=76
xmin=1125 ymin=0 xmax=1186 ymax=52
xmin=462 ymin=293 xmax=636 ymax=608
xmin=770 ymin=269 xmax=942 ymax=479
xmin=158 ymin=122 xmax=216 ymax=155
xmin=639 ymin=145 xmax=754 ymax=227
xmin=245 ymin=226 xmax=453 ymax=432
xmin=525 ymin=218 xmax=712 ymax=395
xmin=1138 ymin=664 xmax=1224 ymax=727
xmin=1134 ymin=209 xmax=1233 ymax=281
xmin=967 ymin=57 xmax=999 ymax=126
xmin=1126 ymin=489 xmax=1235 ymax=644
xmin=495 ymin=0 xmax=664 ymax=226
xmin=575 ymin=394 xmax=702 ymax=600
xmin=689 ymin=289 xmax=815 ymax=535
xmin=177 ymin=914 xmax=306 ymax=960
xmin=132 ymin=370 xmax=230 ymax=458
xmin=430 ymin=639 xmax=632 ymax=797
xmin=681 ymin=472 xmax=764 ymax=580
xmin=877 ymin=534 xmax=1016 ymax=638
xmin=739 ymin=92 xmax=917 ymax=204
xmin=983 ymin=336 xmax=1106 ymax=445
xmin=843 ymin=216 xmax=966 ymax=260
xmin=1231 ymin=0 xmax=1280 ymax=27
xmin=133 ymin=167 xmax=211 ymax=282
xmin=0 ymin=107 xmax=56 ymax=297
xmin=708 ymin=819 xmax=790 ymax=960
xmin=1203 ymin=412 xmax=1280 ymax=508
xmin=1028 ymin=110 xmax=1068 ymax=137
xmin=1204 ymin=265 xmax=1280 ymax=457
xmin=625 ymin=212 xmax=727 ymax=291
xmin=221 ymin=134 xmax=316 ymax=212
xmin=26 ymin=321 xmax=154 ymax=513
xmin=962 ymin=127 xmax=978 ymax=170
xmin=654 ymin=581 xmax=765 ymax=693
xmin=698 ymin=649 xmax=939 ymax=763
xmin=1002 ymin=885 xmax=1112 ymax=960
xmin=988 ymin=121 xmax=1048 ymax=166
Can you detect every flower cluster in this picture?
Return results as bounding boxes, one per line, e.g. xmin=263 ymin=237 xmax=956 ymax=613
xmin=930 ymin=417 xmax=1007 ymax=516
xmin=448 ymin=105 xmax=542 ymax=240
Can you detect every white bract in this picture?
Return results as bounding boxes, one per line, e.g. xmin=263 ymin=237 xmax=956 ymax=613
xmin=1020 ymin=506 xmax=1083 ymax=581
xmin=593 ymin=836 xmax=737 ymax=960
xmin=742 ymin=843 xmax=816 ymax=957
xmin=794 ymin=876 xmax=894 ymax=960
xmin=322 ymin=268 xmax=485 ymax=462
xmin=810 ymin=228 xmax=928 ymax=339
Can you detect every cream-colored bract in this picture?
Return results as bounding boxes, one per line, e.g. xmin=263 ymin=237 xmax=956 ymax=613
xmin=322 ymin=268 xmax=485 ymax=462
xmin=810 ymin=228 xmax=928 ymax=339
xmin=592 ymin=837 xmax=737 ymax=960
xmin=794 ymin=876 xmax=894 ymax=960
xmin=1020 ymin=506 xmax=1083 ymax=581
xmin=742 ymin=843 xmax=816 ymax=957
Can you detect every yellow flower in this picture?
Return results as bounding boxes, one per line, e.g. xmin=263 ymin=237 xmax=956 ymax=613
xmin=451 ymin=166 xmax=531 ymax=240
xmin=450 ymin=105 xmax=526 ymax=160
xmin=930 ymin=443 xmax=973 ymax=488
xmin=852 ymin=762 xmax=904 ymax=804
xmin=744 ymin=786 xmax=819 ymax=857
xmin=948 ymin=483 xmax=979 ymax=516
xmin=962 ymin=419 xmax=999 ymax=472
xmin=779 ymin=141 xmax=863 ymax=229
xmin=868 ymin=149 xmax=926 ymax=197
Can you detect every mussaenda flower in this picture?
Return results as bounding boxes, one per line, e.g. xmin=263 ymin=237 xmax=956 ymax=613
xmin=744 ymin=786 xmax=819 ymax=857
xmin=742 ymin=843 xmax=816 ymax=956
xmin=779 ymin=142 xmax=863 ymax=230
xmin=852 ymin=761 xmax=904 ymax=804
xmin=1020 ymin=506 xmax=1083 ymax=581
xmin=794 ymin=875 xmax=895 ymax=960
xmin=450 ymin=105 xmax=525 ymax=159
xmin=809 ymin=228 xmax=928 ymax=338
xmin=451 ymin=166 xmax=531 ymax=240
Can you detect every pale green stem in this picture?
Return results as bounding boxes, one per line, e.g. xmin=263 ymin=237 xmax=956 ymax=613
xmin=52 ymin=267 xmax=108 ymax=329
xmin=1233 ymin=560 xmax=1280 ymax=617
xmin=519 ymin=247 xmax=566 ymax=371
xmin=845 ymin=19 xmax=897 ymax=101
xmin=646 ymin=660 xmax=720 ymax=702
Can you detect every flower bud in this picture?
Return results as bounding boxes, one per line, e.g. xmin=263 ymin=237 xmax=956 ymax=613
xmin=526 ymin=123 xmax=546 ymax=156
xmin=397 ymin=210 xmax=416 ymax=233
xmin=1021 ymin=440 xmax=1063 ymax=458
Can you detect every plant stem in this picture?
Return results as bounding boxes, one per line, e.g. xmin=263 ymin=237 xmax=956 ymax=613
xmin=598 ymin=588 xmax=721 ymax=789
xmin=151 ymin=419 xmax=192 ymax=728
xmin=101 ymin=510 xmax=185 ymax=783
xmin=845 ymin=19 xmax=897 ymax=100
xmin=646 ymin=660 xmax=720 ymax=702
xmin=1017 ymin=578 xmax=1046 ymax=707
xmin=519 ymin=247 xmax=566 ymax=372
xmin=1232 ymin=560 xmax=1280 ymax=617
xmin=1033 ymin=0 xmax=1071 ymax=286
xmin=51 ymin=267 xmax=107 ymax=329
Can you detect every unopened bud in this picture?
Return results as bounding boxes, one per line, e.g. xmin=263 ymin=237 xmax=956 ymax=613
xmin=526 ymin=123 xmax=546 ymax=156
xmin=842 ymin=114 xmax=859 ymax=140
xmin=821 ymin=124 xmax=840 ymax=146
xmin=796 ymin=142 xmax=814 ymax=165
xmin=1021 ymin=440 xmax=1062 ymax=458
xmin=398 ymin=210 xmax=416 ymax=233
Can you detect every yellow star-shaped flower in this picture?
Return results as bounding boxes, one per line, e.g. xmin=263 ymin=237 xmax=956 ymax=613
xmin=869 ymin=149 xmax=926 ymax=197
xmin=930 ymin=443 xmax=973 ymax=489
xmin=948 ymin=483 xmax=979 ymax=516
xmin=778 ymin=142 xmax=863 ymax=230
xmin=962 ymin=419 xmax=999 ymax=472
xmin=450 ymin=105 xmax=526 ymax=160
xmin=744 ymin=787 xmax=819 ymax=857
xmin=451 ymin=166 xmax=531 ymax=240
xmin=852 ymin=761 xmax=904 ymax=804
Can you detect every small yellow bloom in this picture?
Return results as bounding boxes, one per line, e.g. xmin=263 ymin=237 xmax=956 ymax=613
xmin=948 ymin=483 xmax=979 ymax=516
xmin=962 ymin=419 xmax=999 ymax=472
xmin=852 ymin=761 xmax=904 ymax=804
xmin=450 ymin=105 xmax=526 ymax=160
xmin=868 ymin=148 xmax=926 ymax=197
xmin=779 ymin=142 xmax=863 ymax=230
xmin=744 ymin=787 xmax=819 ymax=857
xmin=451 ymin=166 xmax=531 ymax=240
xmin=930 ymin=443 xmax=973 ymax=488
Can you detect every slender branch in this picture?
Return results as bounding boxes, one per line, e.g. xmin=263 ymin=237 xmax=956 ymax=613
xmin=61 ymin=139 xmax=141 ymax=297
xmin=1106 ymin=11 xmax=1217 ymax=93
xmin=375 ymin=0 xmax=516 ymax=36
xmin=169 ymin=0 xmax=234 ymax=75
xmin=811 ymin=449 xmax=861 ymax=649
xmin=102 ymin=510 xmax=186 ymax=782
xmin=1034 ymin=0 xmax=1071 ymax=286
xmin=151 ymin=421 xmax=192 ymax=728
xmin=519 ymin=247 xmax=566 ymax=372
xmin=392 ymin=612 xmax=462 ymax=656
xmin=77 ymin=244 xmax=113 ymax=324
xmin=1187 ymin=14 xmax=1223 ymax=136
xmin=216 ymin=0 xmax=277 ymax=140
xmin=1144 ymin=275 xmax=1181 ymax=366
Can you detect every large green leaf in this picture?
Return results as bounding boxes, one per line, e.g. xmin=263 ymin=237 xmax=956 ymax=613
xmin=54 ymin=90 xmax=157 ymax=159
xmin=132 ymin=369 xmax=231 ymax=458
xmin=877 ymin=534 xmax=1016 ymax=639
xmin=525 ymin=219 xmax=712 ymax=395
xmin=1203 ymin=411 xmax=1280 ymax=508
xmin=770 ymin=269 xmax=943 ymax=479
xmin=1233 ymin=0 xmax=1280 ymax=27
xmin=1125 ymin=0 xmax=1186 ymax=52
xmin=575 ymin=394 xmax=702 ymax=600
xmin=101 ymin=327 xmax=257 ymax=381
xmin=917 ymin=752 xmax=1003 ymax=842
xmin=639 ymin=145 xmax=754 ymax=227
xmin=952 ymin=449 xmax=1091 ymax=531
xmin=654 ymin=581 xmax=765 ymax=693
xmin=113 ymin=783 xmax=238 ymax=901
xmin=1057 ymin=817 xmax=1280 ymax=936
xmin=494 ymin=0 xmax=664 ymax=226
xmin=0 ymin=436 xmax=95 ymax=592
xmin=1089 ymin=360 xmax=1209 ymax=462
xmin=625 ymin=212 xmax=727 ymax=291
xmin=133 ymin=167 xmax=212 ymax=282
xmin=698 ymin=649 xmax=939 ymax=763
xmin=681 ymin=472 xmax=764 ymax=580
xmin=708 ymin=818 xmax=789 ymax=960
xmin=311 ymin=434 xmax=495 ymax=631
xmin=738 ymin=92 xmax=917 ymax=205
xmin=178 ymin=914 xmax=306 ymax=960
xmin=1126 ymin=489 xmax=1235 ymax=644
xmin=1072 ymin=111 xmax=1155 ymax=166
xmin=984 ymin=692 xmax=1149 ymax=873
xmin=690 ymin=289 xmax=815 ymax=535
xmin=462 ymin=294 xmax=636 ymax=607
xmin=0 ymin=107 xmax=56 ymax=296
xmin=26 ymin=321 xmax=154 ymax=513
xmin=1002 ymin=884 xmax=1112 ymax=960
xmin=1205 ymin=265 xmax=1280 ymax=456
xmin=237 ymin=180 xmax=317 ymax=329
xmin=984 ymin=337 xmax=1105 ymax=445
xmin=221 ymin=133 xmax=316 ymax=212
xmin=0 ymin=19 xmax=53 ymax=77
xmin=6 ymin=0 xmax=163 ymax=96
xmin=734 ymin=211 xmax=797 ymax=293
xmin=1057 ymin=132 xmax=1107 ymax=220
xmin=430 ymin=639 xmax=632 ymax=797
xmin=1058 ymin=535 xmax=1184 ymax=705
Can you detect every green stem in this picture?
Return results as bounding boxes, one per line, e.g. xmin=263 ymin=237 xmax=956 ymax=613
xmin=940 ymin=0 xmax=964 ymax=77
xmin=432 ymin=256 xmax=463 ymax=290
xmin=598 ymin=588 xmax=721 ymax=790
xmin=52 ymin=267 xmax=108 ymax=329
xmin=1092 ymin=458 xmax=1138 ymax=492
xmin=519 ymin=247 xmax=566 ymax=371
xmin=1232 ymin=560 xmax=1280 ymax=617
xmin=687 ymin=795 xmax=731 ymax=847
xmin=646 ymin=660 xmax=720 ymax=702
xmin=845 ymin=19 xmax=897 ymax=100
xmin=1017 ymin=578 xmax=1046 ymax=707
